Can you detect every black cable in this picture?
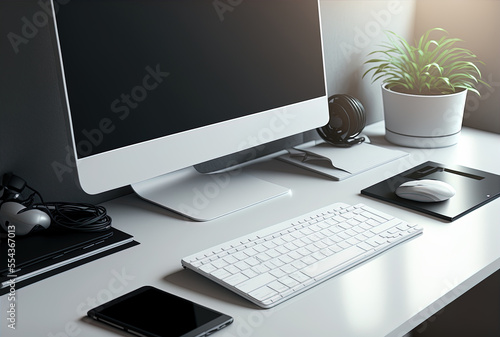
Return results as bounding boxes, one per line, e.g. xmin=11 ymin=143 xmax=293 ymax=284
xmin=40 ymin=202 xmax=112 ymax=232
xmin=27 ymin=186 xmax=112 ymax=232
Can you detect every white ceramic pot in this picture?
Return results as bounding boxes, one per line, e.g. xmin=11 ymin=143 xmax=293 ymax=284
xmin=381 ymin=83 xmax=468 ymax=148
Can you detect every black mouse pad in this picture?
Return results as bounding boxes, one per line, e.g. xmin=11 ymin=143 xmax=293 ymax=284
xmin=361 ymin=161 xmax=500 ymax=221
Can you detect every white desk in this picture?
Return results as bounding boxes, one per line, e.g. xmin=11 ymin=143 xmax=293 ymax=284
xmin=2 ymin=121 xmax=500 ymax=337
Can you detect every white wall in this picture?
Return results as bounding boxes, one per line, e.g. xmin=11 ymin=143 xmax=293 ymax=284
xmin=414 ymin=0 xmax=500 ymax=133
xmin=320 ymin=0 xmax=417 ymax=124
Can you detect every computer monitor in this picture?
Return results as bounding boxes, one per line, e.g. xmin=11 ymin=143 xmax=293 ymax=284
xmin=52 ymin=0 xmax=329 ymax=221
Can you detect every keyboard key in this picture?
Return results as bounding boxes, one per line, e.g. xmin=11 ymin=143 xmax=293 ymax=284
xmin=212 ymin=268 xmax=231 ymax=280
xmin=252 ymin=264 xmax=269 ymax=274
xmin=249 ymin=286 xmax=277 ymax=302
xmin=225 ymin=273 xmax=249 ymax=286
xmin=289 ymin=271 xmax=310 ymax=283
xmin=370 ymin=218 xmax=403 ymax=234
xmin=302 ymin=245 xmax=366 ymax=278
xmin=279 ymin=276 xmax=299 ymax=288
xmin=212 ymin=259 xmax=228 ymax=269
xmin=268 ymin=280 xmax=289 ymax=293
xmin=237 ymin=272 xmax=275 ymax=293
xmin=200 ymin=263 xmax=217 ymax=274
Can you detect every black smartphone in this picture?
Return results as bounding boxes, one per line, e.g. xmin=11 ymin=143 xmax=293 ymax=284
xmin=87 ymin=286 xmax=233 ymax=337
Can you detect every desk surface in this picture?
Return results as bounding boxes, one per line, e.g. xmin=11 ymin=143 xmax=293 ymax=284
xmin=2 ymin=122 xmax=500 ymax=337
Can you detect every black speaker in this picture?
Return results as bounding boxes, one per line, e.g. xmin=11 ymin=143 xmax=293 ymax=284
xmin=317 ymin=94 xmax=366 ymax=147
xmin=0 ymin=172 xmax=27 ymax=201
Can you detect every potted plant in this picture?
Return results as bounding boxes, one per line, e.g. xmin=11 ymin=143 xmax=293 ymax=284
xmin=363 ymin=28 xmax=488 ymax=148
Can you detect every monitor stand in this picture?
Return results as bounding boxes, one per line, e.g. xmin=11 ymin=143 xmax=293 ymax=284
xmin=131 ymin=166 xmax=290 ymax=221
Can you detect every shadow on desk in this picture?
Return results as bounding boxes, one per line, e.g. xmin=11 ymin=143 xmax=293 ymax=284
xmin=364 ymin=134 xmax=389 ymax=146
xmin=409 ymin=269 xmax=500 ymax=337
xmin=163 ymin=269 xmax=260 ymax=309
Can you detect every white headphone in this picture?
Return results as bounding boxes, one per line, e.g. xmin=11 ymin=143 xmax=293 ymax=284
xmin=0 ymin=173 xmax=51 ymax=236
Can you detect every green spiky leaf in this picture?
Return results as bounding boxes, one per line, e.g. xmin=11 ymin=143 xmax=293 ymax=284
xmin=363 ymin=28 xmax=489 ymax=96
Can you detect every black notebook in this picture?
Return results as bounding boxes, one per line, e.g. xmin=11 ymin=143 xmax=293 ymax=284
xmin=361 ymin=161 xmax=500 ymax=221
xmin=1 ymin=227 xmax=138 ymax=294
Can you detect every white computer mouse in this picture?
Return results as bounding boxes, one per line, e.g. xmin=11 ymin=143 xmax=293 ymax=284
xmin=395 ymin=179 xmax=456 ymax=202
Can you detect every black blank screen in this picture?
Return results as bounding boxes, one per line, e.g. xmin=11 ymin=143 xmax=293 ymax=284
xmin=93 ymin=287 xmax=226 ymax=336
xmin=55 ymin=0 xmax=325 ymax=158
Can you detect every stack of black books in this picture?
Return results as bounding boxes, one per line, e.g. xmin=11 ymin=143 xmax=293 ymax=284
xmin=1 ymin=227 xmax=138 ymax=295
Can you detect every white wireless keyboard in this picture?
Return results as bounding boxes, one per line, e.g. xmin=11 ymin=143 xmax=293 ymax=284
xmin=181 ymin=203 xmax=423 ymax=308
